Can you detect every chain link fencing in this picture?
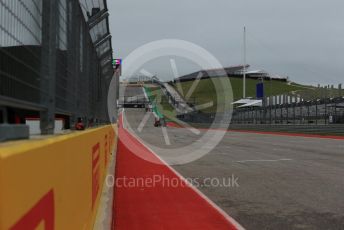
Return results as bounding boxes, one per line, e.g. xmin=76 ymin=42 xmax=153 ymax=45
xmin=0 ymin=0 xmax=114 ymax=135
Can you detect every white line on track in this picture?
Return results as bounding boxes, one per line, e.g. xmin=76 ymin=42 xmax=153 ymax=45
xmin=137 ymin=112 xmax=151 ymax=133
xmin=161 ymin=126 xmax=171 ymax=145
xmin=234 ymin=159 xmax=293 ymax=163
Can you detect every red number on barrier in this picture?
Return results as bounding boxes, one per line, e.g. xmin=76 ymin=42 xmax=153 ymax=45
xmin=92 ymin=143 xmax=100 ymax=210
xmin=10 ymin=190 xmax=54 ymax=230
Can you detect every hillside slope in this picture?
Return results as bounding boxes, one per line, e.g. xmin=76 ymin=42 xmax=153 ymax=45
xmin=172 ymin=77 xmax=312 ymax=113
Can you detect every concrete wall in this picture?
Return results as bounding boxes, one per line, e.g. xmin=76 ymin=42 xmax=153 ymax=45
xmin=0 ymin=125 xmax=117 ymax=230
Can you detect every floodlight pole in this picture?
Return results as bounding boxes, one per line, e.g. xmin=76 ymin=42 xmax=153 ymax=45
xmin=243 ymin=26 xmax=247 ymax=99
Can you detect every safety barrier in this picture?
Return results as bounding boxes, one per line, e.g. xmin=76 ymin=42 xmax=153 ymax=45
xmin=0 ymin=125 xmax=117 ymax=230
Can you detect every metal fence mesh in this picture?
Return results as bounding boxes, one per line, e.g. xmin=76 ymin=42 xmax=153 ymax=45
xmin=0 ymin=0 xmax=113 ymax=133
xmin=0 ymin=0 xmax=44 ymax=104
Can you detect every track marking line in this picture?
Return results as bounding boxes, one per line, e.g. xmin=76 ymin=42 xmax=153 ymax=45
xmin=161 ymin=126 xmax=171 ymax=145
xmin=137 ymin=112 xmax=151 ymax=133
xmin=234 ymin=159 xmax=293 ymax=163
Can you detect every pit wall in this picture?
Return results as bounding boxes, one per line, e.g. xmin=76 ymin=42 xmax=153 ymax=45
xmin=0 ymin=125 xmax=117 ymax=230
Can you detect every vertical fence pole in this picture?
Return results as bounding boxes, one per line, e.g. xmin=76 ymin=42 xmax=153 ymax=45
xmin=263 ymin=96 xmax=266 ymax=124
xmin=67 ymin=0 xmax=75 ymax=128
xmin=74 ymin=1 xmax=81 ymax=124
xmin=40 ymin=0 xmax=59 ymax=134
xmin=334 ymin=99 xmax=337 ymax=124
xmin=84 ymin=35 xmax=91 ymax=123
xmin=307 ymin=102 xmax=310 ymax=124
xmin=286 ymin=96 xmax=289 ymax=124
xmin=278 ymin=97 xmax=281 ymax=124
xmin=293 ymin=97 xmax=296 ymax=124
xmin=324 ymin=99 xmax=327 ymax=125
xmin=251 ymin=107 xmax=253 ymax=124
xmin=269 ymin=97 xmax=272 ymax=124
xmin=274 ymin=103 xmax=277 ymax=124
xmin=315 ymin=100 xmax=318 ymax=125
xmin=1 ymin=107 xmax=8 ymax=124
xmin=300 ymin=101 xmax=303 ymax=124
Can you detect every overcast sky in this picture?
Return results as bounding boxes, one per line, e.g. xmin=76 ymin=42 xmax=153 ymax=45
xmin=108 ymin=0 xmax=344 ymax=85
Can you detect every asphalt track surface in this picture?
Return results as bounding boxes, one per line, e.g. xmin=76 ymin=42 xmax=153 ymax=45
xmin=113 ymin=115 xmax=241 ymax=229
xmin=124 ymin=108 xmax=344 ymax=230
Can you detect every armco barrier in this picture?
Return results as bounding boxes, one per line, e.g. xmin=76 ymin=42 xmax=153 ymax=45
xmin=0 ymin=125 xmax=117 ymax=230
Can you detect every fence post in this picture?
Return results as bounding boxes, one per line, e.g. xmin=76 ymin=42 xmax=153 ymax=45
xmin=299 ymin=100 xmax=302 ymax=124
xmin=285 ymin=96 xmax=288 ymax=124
xmin=40 ymin=0 xmax=59 ymax=134
xmin=324 ymin=98 xmax=327 ymax=125
xmin=269 ymin=97 xmax=273 ymax=124
xmin=84 ymin=33 xmax=91 ymax=121
xmin=307 ymin=101 xmax=310 ymax=124
xmin=334 ymin=99 xmax=337 ymax=123
xmin=274 ymin=96 xmax=278 ymax=124
xmin=293 ymin=97 xmax=296 ymax=124
xmin=74 ymin=0 xmax=82 ymax=124
xmin=280 ymin=95 xmax=285 ymax=124
xmin=0 ymin=107 xmax=8 ymax=124
xmin=262 ymin=96 xmax=266 ymax=124
xmin=315 ymin=100 xmax=318 ymax=125
xmin=339 ymin=84 xmax=342 ymax=97
xmin=66 ymin=0 xmax=76 ymax=128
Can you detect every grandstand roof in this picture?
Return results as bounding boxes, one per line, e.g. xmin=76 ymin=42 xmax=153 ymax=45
xmin=176 ymin=65 xmax=250 ymax=81
xmin=175 ymin=65 xmax=288 ymax=82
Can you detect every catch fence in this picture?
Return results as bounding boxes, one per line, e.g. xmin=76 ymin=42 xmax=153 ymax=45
xmin=0 ymin=0 xmax=114 ymax=134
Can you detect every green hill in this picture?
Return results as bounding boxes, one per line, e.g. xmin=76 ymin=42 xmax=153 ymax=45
xmin=146 ymin=77 xmax=343 ymax=114
xmin=171 ymin=77 xmax=312 ymax=113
